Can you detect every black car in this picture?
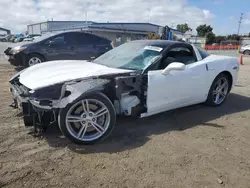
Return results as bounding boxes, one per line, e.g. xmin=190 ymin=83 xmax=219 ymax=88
xmin=4 ymin=31 xmax=113 ymax=67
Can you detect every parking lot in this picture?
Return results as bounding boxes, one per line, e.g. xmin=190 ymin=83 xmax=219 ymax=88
xmin=0 ymin=43 xmax=250 ymax=188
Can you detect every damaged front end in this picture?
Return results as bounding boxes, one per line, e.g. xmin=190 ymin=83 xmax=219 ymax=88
xmin=10 ymin=76 xmax=110 ymax=131
xmin=9 ymin=71 xmax=145 ymax=133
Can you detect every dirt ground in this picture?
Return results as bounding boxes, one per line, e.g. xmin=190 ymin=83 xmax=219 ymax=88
xmin=0 ymin=63 xmax=250 ymax=188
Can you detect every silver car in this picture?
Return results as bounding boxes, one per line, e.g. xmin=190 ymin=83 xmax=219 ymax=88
xmin=239 ymin=44 xmax=250 ymax=55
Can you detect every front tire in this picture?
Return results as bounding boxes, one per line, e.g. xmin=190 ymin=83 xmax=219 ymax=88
xmin=205 ymin=73 xmax=230 ymax=106
xmin=58 ymin=92 xmax=116 ymax=145
xmin=26 ymin=54 xmax=44 ymax=67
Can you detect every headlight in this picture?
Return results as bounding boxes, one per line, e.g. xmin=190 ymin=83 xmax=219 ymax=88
xmin=10 ymin=46 xmax=27 ymax=55
xmin=31 ymin=84 xmax=64 ymax=100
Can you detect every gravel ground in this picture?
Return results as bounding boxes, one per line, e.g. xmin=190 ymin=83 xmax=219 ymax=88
xmin=0 ymin=62 xmax=250 ymax=188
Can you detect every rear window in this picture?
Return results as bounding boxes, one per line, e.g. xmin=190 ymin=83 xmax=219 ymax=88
xmin=197 ymin=47 xmax=210 ymax=59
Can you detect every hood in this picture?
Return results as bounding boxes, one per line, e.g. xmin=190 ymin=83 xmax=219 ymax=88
xmin=9 ymin=41 xmax=34 ymax=48
xmin=19 ymin=60 xmax=134 ymax=90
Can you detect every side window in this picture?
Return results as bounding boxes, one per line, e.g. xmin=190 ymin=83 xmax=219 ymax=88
xmin=158 ymin=46 xmax=197 ymax=70
xmin=76 ymin=33 xmax=110 ymax=45
xmin=44 ymin=34 xmax=65 ymax=45
xmin=197 ymin=47 xmax=210 ymax=59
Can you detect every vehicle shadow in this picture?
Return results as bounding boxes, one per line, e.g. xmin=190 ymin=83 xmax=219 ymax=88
xmin=42 ymin=93 xmax=250 ymax=154
xmin=14 ymin=66 xmax=25 ymax=72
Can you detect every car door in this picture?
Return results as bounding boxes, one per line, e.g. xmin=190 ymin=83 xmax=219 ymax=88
xmin=146 ymin=44 xmax=209 ymax=115
xmin=42 ymin=33 xmax=77 ymax=61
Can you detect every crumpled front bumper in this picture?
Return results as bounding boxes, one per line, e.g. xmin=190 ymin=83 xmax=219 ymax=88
xmin=4 ymin=48 xmax=27 ymax=66
xmin=10 ymin=84 xmax=28 ymax=109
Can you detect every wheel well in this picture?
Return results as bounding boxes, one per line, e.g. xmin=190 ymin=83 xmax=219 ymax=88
xmin=28 ymin=53 xmax=46 ymax=61
xmin=219 ymin=71 xmax=233 ymax=91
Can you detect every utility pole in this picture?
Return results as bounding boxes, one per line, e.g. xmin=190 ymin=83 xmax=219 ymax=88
xmin=85 ymin=12 xmax=87 ymax=23
xmin=237 ymin=13 xmax=243 ymax=35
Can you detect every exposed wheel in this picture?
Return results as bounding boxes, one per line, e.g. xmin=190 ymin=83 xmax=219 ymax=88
xmin=27 ymin=54 xmax=44 ymax=67
xmin=205 ymin=73 xmax=230 ymax=106
xmin=58 ymin=92 xmax=116 ymax=145
xmin=243 ymin=50 xmax=250 ymax=55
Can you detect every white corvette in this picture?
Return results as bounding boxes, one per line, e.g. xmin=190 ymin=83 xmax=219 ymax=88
xmin=9 ymin=40 xmax=239 ymax=144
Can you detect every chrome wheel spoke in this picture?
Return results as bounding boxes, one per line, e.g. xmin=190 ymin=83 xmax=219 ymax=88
xmin=215 ymin=93 xmax=220 ymax=103
xmin=220 ymin=92 xmax=226 ymax=98
xmin=82 ymin=100 xmax=89 ymax=115
xmin=77 ymin=124 xmax=88 ymax=138
xmin=220 ymin=82 xmax=228 ymax=90
xmin=67 ymin=115 xmax=84 ymax=122
xmin=94 ymin=107 xmax=108 ymax=118
xmin=92 ymin=122 xmax=105 ymax=133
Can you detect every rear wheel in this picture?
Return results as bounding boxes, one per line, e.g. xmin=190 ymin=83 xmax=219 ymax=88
xmin=58 ymin=93 xmax=116 ymax=145
xmin=205 ymin=73 xmax=230 ymax=106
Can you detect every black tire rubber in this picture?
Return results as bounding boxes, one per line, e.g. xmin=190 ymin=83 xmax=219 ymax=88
xmin=26 ymin=54 xmax=45 ymax=67
xmin=243 ymin=50 xmax=250 ymax=55
xmin=205 ymin=73 xmax=230 ymax=106
xmin=58 ymin=92 xmax=116 ymax=145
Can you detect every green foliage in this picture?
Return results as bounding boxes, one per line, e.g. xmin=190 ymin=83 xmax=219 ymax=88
xmin=206 ymin=32 xmax=216 ymax=44
xmin=176 ymin=23 xmax=192 ymax=33
xmin=196 ymin=24 xmax=213 ymax=37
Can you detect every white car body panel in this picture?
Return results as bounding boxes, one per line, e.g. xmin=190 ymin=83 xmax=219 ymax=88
xmin=142 ymin=47 xmax=239 ymax=117
xmin=145 ymin=61 xmax=209 ymax=116
xmin=18 ymin=60 xmax=133 ymax=90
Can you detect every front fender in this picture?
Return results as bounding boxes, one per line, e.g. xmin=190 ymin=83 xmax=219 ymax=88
xmin=53 ymin=79 xmax=110 ymax=108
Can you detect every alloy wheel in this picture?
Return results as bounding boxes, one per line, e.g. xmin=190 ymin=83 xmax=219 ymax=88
xmin=28 ymin=57 xmax=41 ymax=66
xmin=212 ymin=77 xmax=229 ymax=105
xmin=65 ymin=99 xmax=110 ymax=142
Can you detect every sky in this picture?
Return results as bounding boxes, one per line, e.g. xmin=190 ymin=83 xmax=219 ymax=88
xmin=0 ymin=0 xmax=249 ymax=35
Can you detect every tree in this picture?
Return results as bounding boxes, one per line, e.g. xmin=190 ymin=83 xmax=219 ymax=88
xmin=227 ymin=34 xmax=240 ymax=41
xmin=176 ymin=23 xmax=192 ymax=33
xmin=206 ymin=32 xmax=216 ymax=44
xmin=196 ymin=24 xmax=213 ymax=37
xmin=215 ymin=35 xmax=226 ymax=43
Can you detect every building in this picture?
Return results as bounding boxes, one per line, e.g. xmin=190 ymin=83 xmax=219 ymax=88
xmin=0 ymin=27 xmax=11 ymax=35
xmin=27 ymin=21 xmax=183 ymax=46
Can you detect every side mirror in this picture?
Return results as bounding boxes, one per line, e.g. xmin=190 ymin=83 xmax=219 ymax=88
xmin=162 ymin=62 xmax=185 ymax=75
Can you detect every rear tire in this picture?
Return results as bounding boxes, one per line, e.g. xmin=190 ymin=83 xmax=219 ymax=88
xmin=58 ymin=92 xmax=116 ymax=145
xmin=205 ymin=73 xmax=230 ymax=106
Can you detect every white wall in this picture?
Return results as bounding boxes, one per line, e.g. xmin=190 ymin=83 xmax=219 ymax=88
xmin=48 ymin=21 xmax=91 ymax=30
xmin=28 ymin=23 xmax=48 ymax=34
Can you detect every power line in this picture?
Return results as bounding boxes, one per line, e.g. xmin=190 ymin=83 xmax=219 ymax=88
xmin=237 ymin=13 xmax=243 ymax=35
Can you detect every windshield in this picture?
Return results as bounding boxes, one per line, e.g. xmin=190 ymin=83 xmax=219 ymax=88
xmin=93 ymin=41 xmax=163 ymax=70
xmin=33 ymin=33 xmax=56 ymax=42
